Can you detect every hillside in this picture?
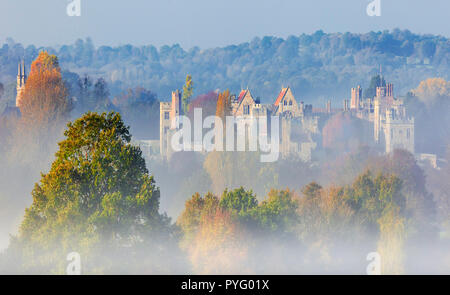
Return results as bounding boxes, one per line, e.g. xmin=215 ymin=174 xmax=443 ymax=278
xmin=0 ymin=29 xmax=449 ymax=106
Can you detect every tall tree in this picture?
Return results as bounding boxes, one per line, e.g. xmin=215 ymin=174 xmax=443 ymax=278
xmin=19 ymin=51 xmax=72 ymax=133
xmin=12 ymin=112 xmax=173 ymax=274
xmin=215 ymin=89 xmax=231 ymax=121
xmin=182 ymin=74 xmax=193 ymax=114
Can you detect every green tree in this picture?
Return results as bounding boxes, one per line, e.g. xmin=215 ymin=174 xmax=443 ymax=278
xmin=219 ymin=187 xmax=258 ymax=218
xmin=182 ymin=74 xmax=193 ymax=114
xmin=254 ymin=189 xmax=298 ymax=233
xmin=12 ymin=112 xmax=174 ymax=274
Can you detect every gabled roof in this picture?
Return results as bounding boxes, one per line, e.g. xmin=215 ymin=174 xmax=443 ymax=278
xmin=237 ymin=89 xmax=248 ymax=102
xmin=234 ymin=89 xmax=256 ymax=115
xmin=274 ymin=87 xmax=289 ymax=107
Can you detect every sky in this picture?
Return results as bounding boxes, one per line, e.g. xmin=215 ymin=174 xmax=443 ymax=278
xmin=0 ymin=0 xmax=449 ymax=49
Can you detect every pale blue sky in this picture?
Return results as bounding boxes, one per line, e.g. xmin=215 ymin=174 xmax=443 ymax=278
xmin=1 ymin=0 xmax=449 ymax=48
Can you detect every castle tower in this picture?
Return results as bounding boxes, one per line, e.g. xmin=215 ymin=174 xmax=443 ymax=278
xmin=170 ymin=90 xmax=182 ymax=128
xmin=386 ymin=83 xmax=394 ymax=97
xmin=343 ymin=99 xmax=349 ymax=111
xmin=376 ymin=86 xmax=386 ymax=98
xmin=16 ymin=60 xmax=27 ymax=107
xmin=374 ymin=97 xmax=381 ymax=142
xmin=160 ymin=90 xmax=182 ymax=158
xmin=383 ymin=108 xmax=414 ymax=154
xmin=351 ymin=85 xmax=362 ymax=110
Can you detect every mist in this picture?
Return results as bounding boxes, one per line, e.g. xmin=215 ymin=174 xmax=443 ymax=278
xmin=0 ymin=37 xmax=449 ymax=275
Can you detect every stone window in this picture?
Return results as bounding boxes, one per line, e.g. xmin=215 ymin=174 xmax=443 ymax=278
xmin=244 ymin=105 xmax=250 ymax=115
xmin=407 ymin=128 xmax=410 ymax=139
xmin=164 ymin=112 xmax=169 ymax=120
xmin=284 ymin=100 xmax=287 ymax=106
xmin=289 ymin=100 xmax=293 ymax=106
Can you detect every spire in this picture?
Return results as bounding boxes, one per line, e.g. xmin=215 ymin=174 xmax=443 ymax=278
xmin=379 ymin=64 xmax=383 ymax=83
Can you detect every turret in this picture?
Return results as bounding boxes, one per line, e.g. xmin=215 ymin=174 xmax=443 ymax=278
xmin=16 ymin=60 xmax=27 ymax=107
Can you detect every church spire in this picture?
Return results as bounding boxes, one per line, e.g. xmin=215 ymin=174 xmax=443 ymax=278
xmin=21 ymin=60 xmax=26 ymax=84
xmin=16 ymin=60 xmax=27 ymax=108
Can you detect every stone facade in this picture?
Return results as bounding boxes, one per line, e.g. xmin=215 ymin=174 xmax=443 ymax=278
xmin=383 ymin=108 xmax=415 ymax=154
xmin=349 ymin=79 xmax=415 ymax=155
xmin=273 ymin=87 xmax=303 ymax=117
xmin=351 ymin=85 xmax=362 ymax=110
xmin=158 ymin=86 xmax=319 ymax=161
xmin=159 ymin=90 xmax=182 ymax=158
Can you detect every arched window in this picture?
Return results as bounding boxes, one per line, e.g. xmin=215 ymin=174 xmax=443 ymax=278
xmin=289 ymin=100 xmax=293 ymax=106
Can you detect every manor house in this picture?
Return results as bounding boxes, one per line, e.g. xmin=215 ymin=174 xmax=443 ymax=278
xmin=159 ymin=86 xmax=319 ymax=161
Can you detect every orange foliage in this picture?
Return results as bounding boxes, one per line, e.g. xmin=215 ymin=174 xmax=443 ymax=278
xmin=188 ymin=208 xmax=250 ymax=274
xmin=19 ymin=51 xmax=71 ymax=133
xmin=215 ymin=89 xmax=231 ymax=121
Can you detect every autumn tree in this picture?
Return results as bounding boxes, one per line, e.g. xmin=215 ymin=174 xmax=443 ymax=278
xmin=177 ymin=192 xmax=219 ymax=247
xmin=182 ymin=74 xmax=193 ymax=114
xmin=189 ymin=207 xmax=249 ymax=274
xmin=9 ymin=112 xmax=176 ymax=274
xmin=215 ymin=89 xmax=231 ymax=121
xmin=406 ymin=78 xmax=450 ymax=155
xmin=178 ymin=188 xmax=301 ymax=274
xmin=19 ymin=51 xmax=72 ymax=134
xmin=412 ymin=77 xmax=450 ymax=107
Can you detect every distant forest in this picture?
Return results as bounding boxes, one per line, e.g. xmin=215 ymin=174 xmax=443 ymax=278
xmin=0 ymin=29 xmax=449 ymax=106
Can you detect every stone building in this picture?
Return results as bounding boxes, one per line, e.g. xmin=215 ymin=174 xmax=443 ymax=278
xmin=272 ymin=87 xmax=319 ymax=160
xmin=273 ymin=87 xmax=303 ymax=117
xmin=350 ymin=85 xmax=362 ymax=110
xmin=383 ymin=108 xmax=415 ymax=154
xmin=349 ymin=79 xmax=415 ymax=155
xmin=159 ymin=90 xmax=182 ymax=158
xmin=158 ymin=86 xmax=319 ymax=162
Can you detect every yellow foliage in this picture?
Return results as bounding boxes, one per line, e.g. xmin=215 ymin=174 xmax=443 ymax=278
xmin=187 ymin=208 xmax=250 ymax=274
xmin=412 ymin=78 xmax=450 ymax=105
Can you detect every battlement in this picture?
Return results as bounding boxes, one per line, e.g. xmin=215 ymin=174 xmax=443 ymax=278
xmin=385 ymin=116 xmax=414 ymax=124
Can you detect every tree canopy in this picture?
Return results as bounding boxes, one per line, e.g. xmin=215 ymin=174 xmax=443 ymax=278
xmin=14 ymin=112 xmax=173 ymax=273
